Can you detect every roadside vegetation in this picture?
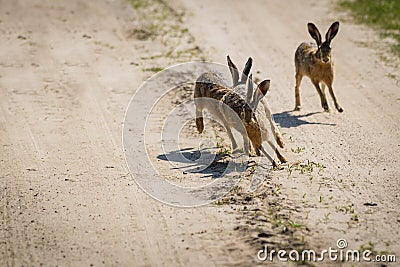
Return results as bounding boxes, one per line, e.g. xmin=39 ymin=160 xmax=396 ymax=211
xmin=339 ymin=0 xmax=400 ymax=56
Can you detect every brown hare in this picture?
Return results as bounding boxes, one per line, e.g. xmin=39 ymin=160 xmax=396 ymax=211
xmin=227 ymin=55 xmax=285 ymax=149
xmin=294 ymin=21 xmax=343 ymax=112
xmin=194 ymin=64 xmax=287 ymax=167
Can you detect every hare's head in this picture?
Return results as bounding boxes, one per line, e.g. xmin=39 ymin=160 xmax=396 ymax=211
xmin=307 ymin=21 xmax=339 ymax=64
xmin=245 ymin=76 xmax=270 ymax=120
xmin=243 ymin=78 xmax=271 ymax=153
xmin=227 ymin=55 xmax=270 ymax=124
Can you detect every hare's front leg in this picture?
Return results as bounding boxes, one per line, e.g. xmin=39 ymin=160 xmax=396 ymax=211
xmin=327 ymin=84 xmax=344 ymax=112
xmin=223 ymin=119 xmax=250 ymax=155
xmin=242 ymin=132 xmax=250 ymax=156
xmin=260 ymin=146 xmax=278 ymax=168
xmin=312 ymin=81 xmax=329 ymax=111
xmin=219 ymin=116 xmax=238 ymax=151
xmin=294 ymin=72 xmax=303 ymax=111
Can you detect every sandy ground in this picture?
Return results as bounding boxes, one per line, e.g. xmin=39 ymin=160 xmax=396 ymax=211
xmin=1 ymin=0 xmax=399 ymax=266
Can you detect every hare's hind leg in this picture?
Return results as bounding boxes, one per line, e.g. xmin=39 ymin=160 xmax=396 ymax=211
xmin=249 ymin=139 xmax=261 ymax=156
xmin=219 ymin=116 xmax=239 ymax=151
xmin=260 ymin=99 xmax=285 ymax=148
xmin=327 ymin=84 xmax=344 ymax=112
xmin=195 ymin=103 xmax=204 ymax=134
xmin=312 ymin=81 xmax=329 ymax=111
xmin=274 ymin=127 xmax=285 ymax=149
xmin=294 ymin=72 xmax=303 ymax=111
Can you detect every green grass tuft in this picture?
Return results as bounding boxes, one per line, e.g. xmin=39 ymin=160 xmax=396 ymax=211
xmin=339 ymin=0 xmax=400 ymax=56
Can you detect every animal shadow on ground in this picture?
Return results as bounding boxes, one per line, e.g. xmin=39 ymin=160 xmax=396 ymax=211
xmin=273 ymin=111 xmax=336 ymax=128
xmin=158 ymin=147 xmax=247 ymax=179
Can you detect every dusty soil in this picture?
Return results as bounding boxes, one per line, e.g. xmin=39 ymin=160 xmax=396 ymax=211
xmin=1 ymin=0 xmax=399 ymax=266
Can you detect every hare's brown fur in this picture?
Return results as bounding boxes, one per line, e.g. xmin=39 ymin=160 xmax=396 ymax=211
xmin=227 ymin=56 xmax=285 ymax=149
xmin=294 ymin=22 xmax=343 ymax=112
xmin=194 ymin=72 xmax=262 ymax=155
xmin=194 ymin=70 xmax=286 ymax=167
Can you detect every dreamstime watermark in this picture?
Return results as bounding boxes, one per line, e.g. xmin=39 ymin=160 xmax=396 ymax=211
xmin=123 ymin=62 xmax=276 ymax=207
xmin=257 ymin=239 xmax=397 ymax=263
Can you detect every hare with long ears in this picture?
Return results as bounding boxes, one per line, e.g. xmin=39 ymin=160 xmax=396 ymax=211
xmin=194 ymin=69 xmax=287 ymax=167
xmin=294 ymin=21 xmax=343 ymax=112
xmin=227 ymin=55 xmax=285 ymax=149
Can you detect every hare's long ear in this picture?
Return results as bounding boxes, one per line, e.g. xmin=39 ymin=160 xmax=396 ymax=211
xmin=307 ymin=23 xmax=322 ymax=46
xmin=252 ymin=79 xmax=270 ymax=110
xmin=227 ymin=55 xmax=239 ymax=86
xmin=241 ymin=57 xmax=253 ymax=83
xmin=246 ymin=74 xmax=253 ymax=104
xmin=325 ymin=21 xmax=339 ymax=45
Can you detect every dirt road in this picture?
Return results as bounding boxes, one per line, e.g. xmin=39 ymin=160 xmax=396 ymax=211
xmin=1 ymin=0 xmax=399 ymax=266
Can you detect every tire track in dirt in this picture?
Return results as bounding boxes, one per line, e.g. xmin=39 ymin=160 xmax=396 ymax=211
xmin=0 ymin=0 xmax=262 ymax=266
xmin=1 ymin=0 xmax=398 ymax=265
xmin=175 ymin=0 xmax=400 ymax=264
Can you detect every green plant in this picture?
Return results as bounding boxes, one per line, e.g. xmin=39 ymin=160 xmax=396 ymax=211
xmin=340 ymin=0 xmax=400 ymax=56
xmin=336 ymin=203 xmax=355 ymax=214
xmin=129 ymin=0 xmax=150 ymax=9
xmin=128 ymin=0 xmax=201 ymax=64
xmin=291 ymin=146 xmax=305 ymax=154
xmin=215 ymin=135 xmax=232 ymax=157
xmin=287 ymin=160 xmax=326 ymax=176
xmin=322 ymin=212 xmax=331 ymax=223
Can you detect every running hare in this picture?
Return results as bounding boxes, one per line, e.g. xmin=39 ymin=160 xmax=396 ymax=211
xmin=227 ymin=55 xmax=285 ymax=148
xmin=294 ymin=21 xmax=343 ymax=112
xmin=194 ymin=66 xmax=287 ymax=167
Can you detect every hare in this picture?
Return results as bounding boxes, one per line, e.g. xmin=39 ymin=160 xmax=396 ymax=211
xmin=194 ymin=66 xmax=287 ymax=167
xmin=227 ymin=55 xmax=285 ymax=149
xmin=294 ymin=21 xmax=343 ymax=112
